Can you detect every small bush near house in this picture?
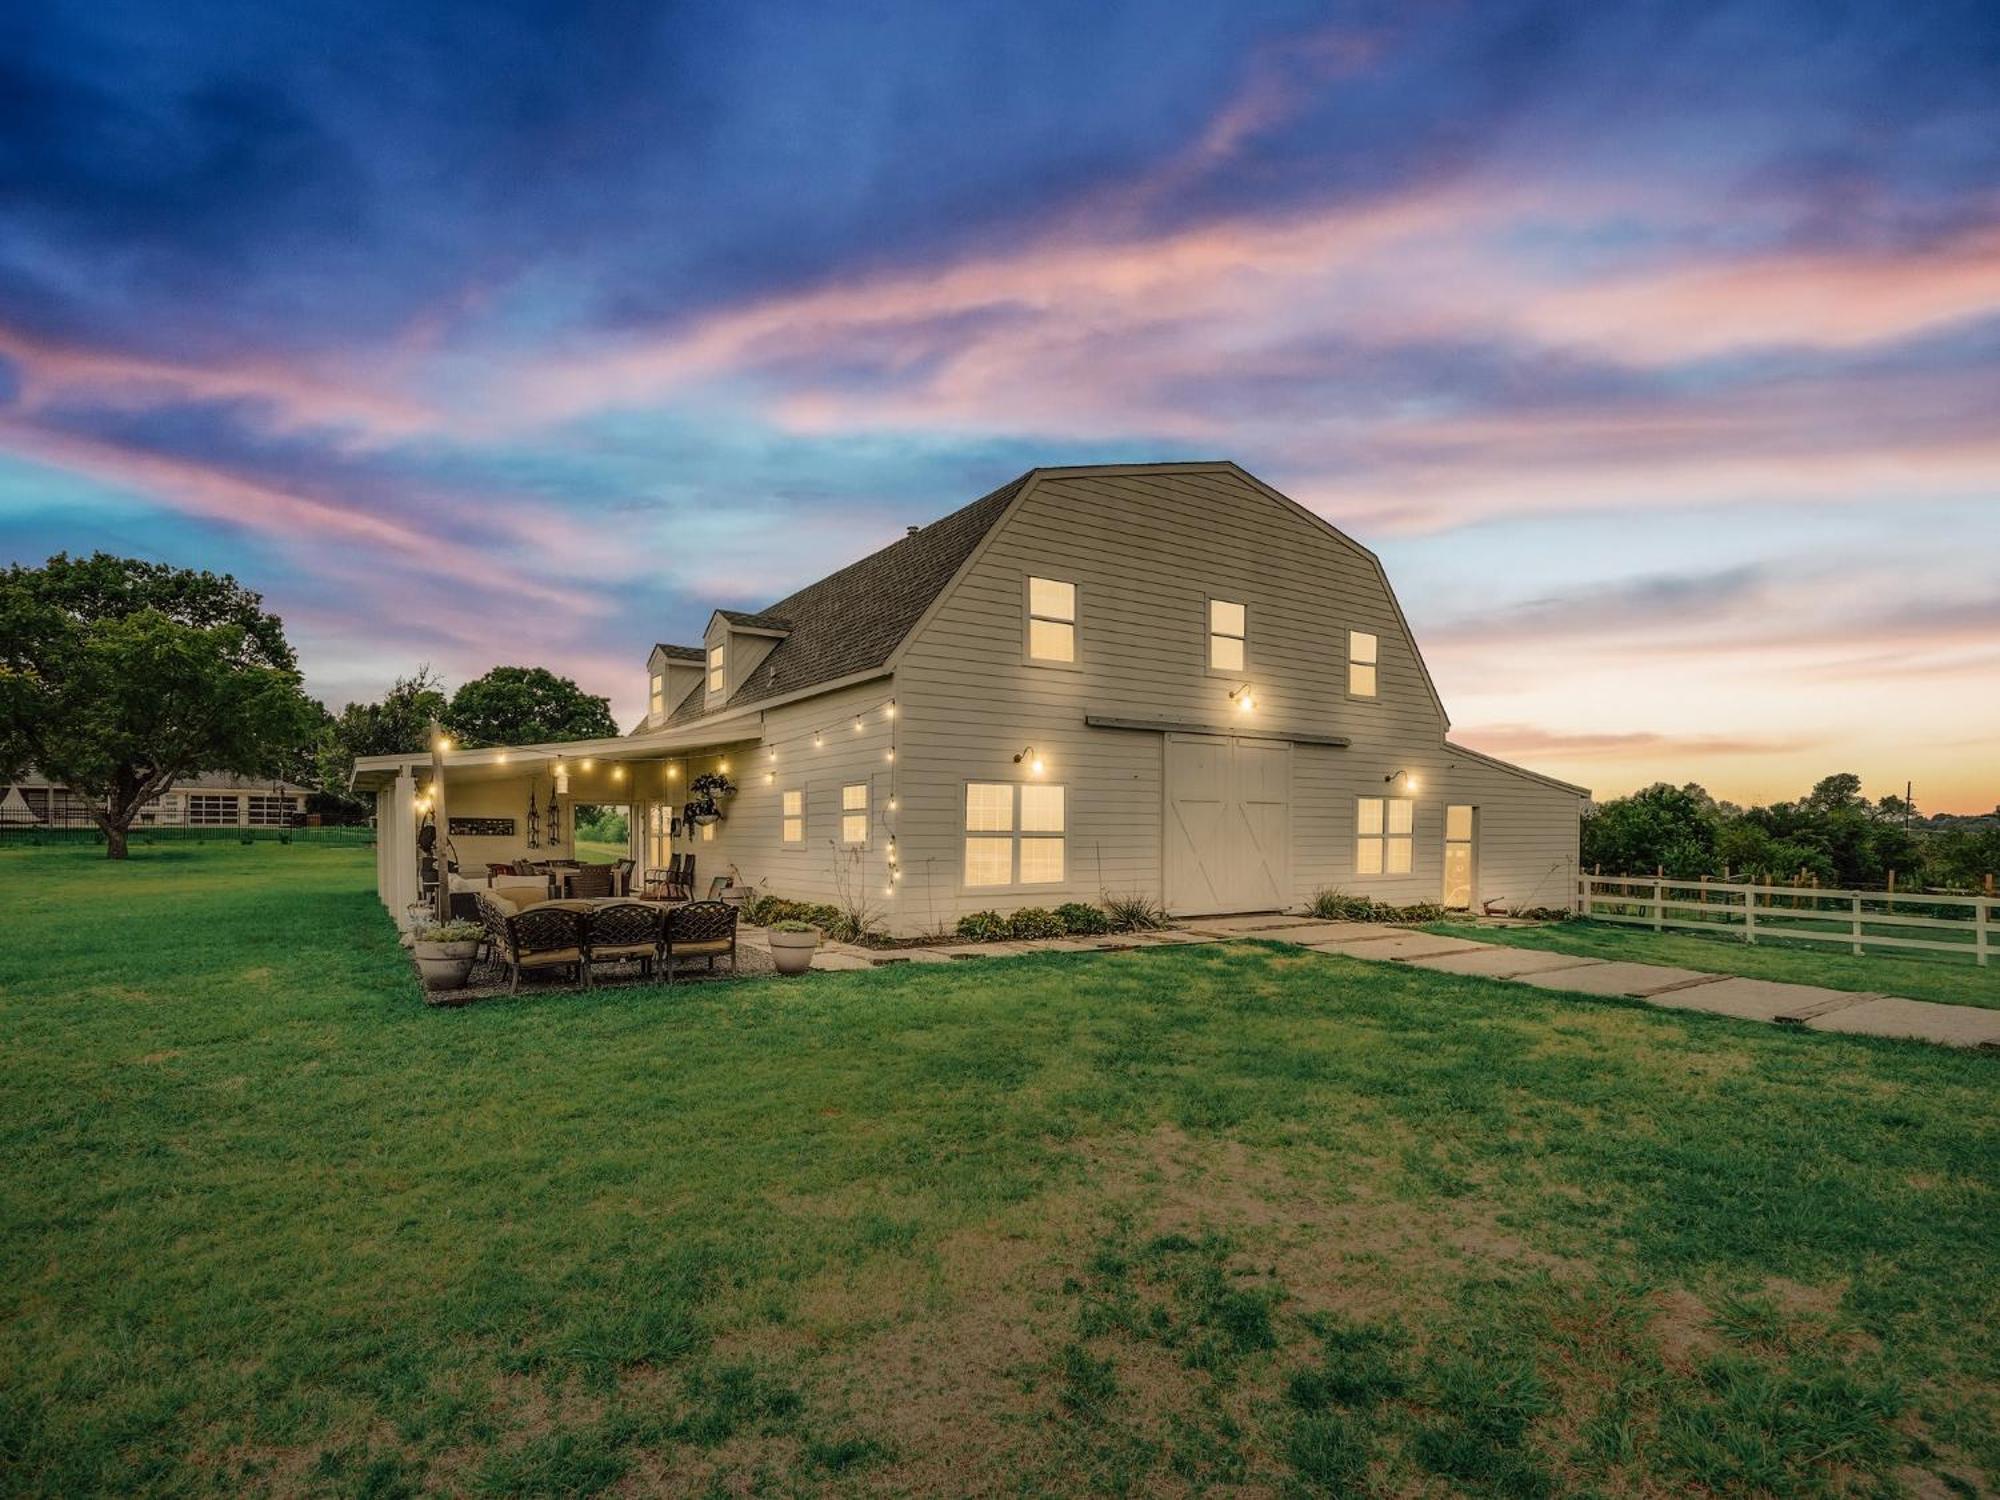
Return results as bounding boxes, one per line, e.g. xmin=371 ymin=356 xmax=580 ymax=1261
xmin=1393 ymin=901 xmax=1445 ymax=923
xmin=1055 ymin=901 xmax=1112 ymax=935
xmin=414 ymin=920 xmax=483 ymax=944
xmin=1306 ymin=887 xmax=1375 ymax=921
xmin=1008 ymin=907 xmax=1064 ymax=940
xmin=746 ymin=896 xmax=843 ymax=931
xmin=768 ymin=919 xmax=818 ymax=935
xmin=1102 ymin=892 xmax=1168 ymax=931
xmin=955 ymin=910 xmax=1010 ymax=942
xmin=1508 ymin=905 xmax=1577 ymax=922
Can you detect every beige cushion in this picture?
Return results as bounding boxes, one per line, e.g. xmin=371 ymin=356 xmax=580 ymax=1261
xmin=666 ymin=938 xmax=732 ymax=957
xmin=591 ymin=943 xmax=656 ymax=961
xmin=516 ymin=947 xmax=582 ymax=968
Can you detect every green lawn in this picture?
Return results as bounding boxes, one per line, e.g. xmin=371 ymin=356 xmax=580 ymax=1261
xmin=3 ymin=843 xmax=1997 ymax=1497
xmin=1425 ymin=916 xmax=2000 ymax=1011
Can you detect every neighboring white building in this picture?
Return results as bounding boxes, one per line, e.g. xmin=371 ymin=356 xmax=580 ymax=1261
xmin=355 ymin=462 xmax=1586 ymax=931
xmin=2 ymin=771 xmax=311 ymax=829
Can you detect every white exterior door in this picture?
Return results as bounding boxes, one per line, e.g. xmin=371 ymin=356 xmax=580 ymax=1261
xmin=1164 ymin=735 xmax=1292 ymax=915
xmin=1443 ymin=804 xmax=1475 ymax=908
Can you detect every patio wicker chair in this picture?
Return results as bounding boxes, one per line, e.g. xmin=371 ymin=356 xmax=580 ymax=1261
xmin=666 ymin=853 xmax=695 ymax=901
xmin=661 ymin=899 xmax=737 ymax=981
xmin=483 ymin=898 xmax=587 ymax=993
xmin=585 ymin=901 xmax=665 ymax=981
xmin=639 ymin=866 xmax=675 ymax=899
xmin=570 ymin=864 xmax=614 ymax=899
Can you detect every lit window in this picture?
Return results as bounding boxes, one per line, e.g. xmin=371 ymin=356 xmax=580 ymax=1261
xmin=963 ymin=780 xmax=1066 ymax=886
xmin=707 ymin=643 xmax=726 ymax=696
xmin=841 ymin=782 xmax=869 ymax=845
xmin=1356 ymin=796 xmax=1413 ymax=876
xmin=700 ymin=820 xmax=715 ymax=843
xmin=650 ymin=671 xmax=664 ymax=717
xmin=1348 ymin=631 xmax=1378 ymax=697
xmin=781 ymin=789 xmax=805 ymax=845
xmin=1027 ymin=576 xmax=1076 ymax=663
xmin=1208 ymin=599 xmax=1246 ymax=671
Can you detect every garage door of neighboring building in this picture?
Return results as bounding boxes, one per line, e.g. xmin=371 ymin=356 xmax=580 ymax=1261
xmin=1164 ymin=734 xmax=1291 ymax=915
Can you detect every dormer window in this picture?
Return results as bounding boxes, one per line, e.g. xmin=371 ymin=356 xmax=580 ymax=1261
xmin=707 ymin=643 xmax=726 ymax=697
xmin=649 ymin=672 xmax=664 ymax=718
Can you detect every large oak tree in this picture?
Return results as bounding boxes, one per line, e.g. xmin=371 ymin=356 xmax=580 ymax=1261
xmin=0 ymin=554 xmax=318 ymax=858
xmin=443 ymin=665 xmax=617 ymax=748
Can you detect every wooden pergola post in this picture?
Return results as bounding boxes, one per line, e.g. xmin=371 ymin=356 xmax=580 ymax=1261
xmin=430 ymin=720 xmax=451 ymax=926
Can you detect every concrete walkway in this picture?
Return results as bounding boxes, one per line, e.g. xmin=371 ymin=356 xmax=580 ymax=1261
xmin=1183 ymin=915 xmax=1999 ymax=1051
xmin=790 ymin=914 xmax=2000 ymax=1051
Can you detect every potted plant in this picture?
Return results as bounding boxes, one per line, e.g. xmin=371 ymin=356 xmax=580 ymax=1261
xmin=684 ymin=771 xmax=737 ymax=827
xmin=767 ymin=919 xmax=819 ymax=975
xmin=412 ymin=919 xmax=483 ymax=993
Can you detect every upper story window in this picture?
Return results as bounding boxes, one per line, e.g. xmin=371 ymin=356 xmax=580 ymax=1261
xmin=781 ymin=789 xmax=805 ymax=846
xmin=1208 ymin=599 xmax=1246 ymax=671
xmin=1348 ymin=631 xmax=1378 ymax=697
xmin=1356 ymin=796 xmax=1413 ymax=875
xmin=649 ymin=672 xmax=664 ymax=718
xmin=706 ymin=643 xmax=726 ymax=697
xmin=1026 ymin=576 xmax=1076 ymax=663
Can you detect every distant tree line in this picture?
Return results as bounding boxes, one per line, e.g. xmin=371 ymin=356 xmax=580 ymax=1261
xmin=1583 ymin=774 xmax=2000 ymax=892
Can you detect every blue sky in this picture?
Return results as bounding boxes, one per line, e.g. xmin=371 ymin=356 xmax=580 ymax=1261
xmin=2 ymin=0 xmax=1996 ymax=807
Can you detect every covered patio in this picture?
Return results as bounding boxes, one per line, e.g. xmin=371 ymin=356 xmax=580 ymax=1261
xmin=351 ymin=722 xmax=761 ymax=927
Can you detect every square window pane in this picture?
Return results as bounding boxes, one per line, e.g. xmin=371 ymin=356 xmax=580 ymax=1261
xmin=842 ymin=813 xmax=868 ymax=844
xmin=1028 ymin=618 xmax=1075 ymax=662
xmin=1446 ymin=805 xmax=1473 ymax=841
xmin=842 ymin=783 xmax=868 ymax=811
xmin=782 ymin=817 xmax=803 ymax=843
xmin=1349 ymin=663 xmax=1377 ymax=697
xmin=1020 ymin=783 xmax=1065 ymax=833
xmin=964 ymin=836 xmax=1012 ymax=887
xmin=782 ymin=790 xmax=802 ymax=817
xmin=1209 ymin=635 xmax=1243 ymax=671
xmin=1356 ymin=839 xmax=1383 ymax=875
xmin=1019 ymin=837 xmax=1065 ymax=884
xmin=1387 ymin=836 xmax=1413 ymax=874
xmin=966 ymin=782 xmax=1013 ymax=832
xmin=1349 ymin=630 xmax=1377 ymax=664
xmin=1357 ymin=797 xmax=1384 ymax=836
xmin=1387 ymin=799 xmax=1414 ymax=835
xmin=1209 ymin=599 xmax=1245 ymax=636
xmin=1028 ymin=576 xmax=1075 ymax=621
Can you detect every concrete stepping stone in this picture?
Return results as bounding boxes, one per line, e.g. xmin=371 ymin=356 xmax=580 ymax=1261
xmin=1805 ymin=997 xmax=2000 ymax=1049
xmin=808 ymin=952 xmax=874 ymax=972
xmin=1643 ymin=976 xmax=1872 ymax=1024
xmin=1515 ymin=961 xmax=1725 ymax=999
xmin=1250 ymin=920 xmax=1394 ymax=946
xmin=1406 ymin=947 xmax=1602 ymax=979
xmin=1310 ymin=931 xmax=1492 ymax=961
xmin=1180 ymin=914 xmax=1311 ymax=936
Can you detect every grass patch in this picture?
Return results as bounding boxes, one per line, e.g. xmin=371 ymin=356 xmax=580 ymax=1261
xmin=1428 ymin=916 xmax=2000 ymax=1010
xmin=2 ymin=842 xmax=1996 ymax=1495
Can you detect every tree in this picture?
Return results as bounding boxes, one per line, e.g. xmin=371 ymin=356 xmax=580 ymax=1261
xmin=1581 ymin=782 xmax=1717 ymax=877
xmin=443 ymin=666 xmax=616 ymax=748
xmin=0 ymin=553 xmax=318 ymax=858
xmin=312 ymin=667 xmax=450 ymax=813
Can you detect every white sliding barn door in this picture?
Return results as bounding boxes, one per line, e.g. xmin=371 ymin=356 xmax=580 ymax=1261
xmin=1164 ymin=734 xmax=1292 ymax=915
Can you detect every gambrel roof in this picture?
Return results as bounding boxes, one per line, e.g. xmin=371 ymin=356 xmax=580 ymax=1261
xmin=664 ymin=471 xmax=1029 ymax=723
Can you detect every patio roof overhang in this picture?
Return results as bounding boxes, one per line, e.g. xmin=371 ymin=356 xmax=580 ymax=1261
xmin=348 ymin=715 xmax=764 ymax=792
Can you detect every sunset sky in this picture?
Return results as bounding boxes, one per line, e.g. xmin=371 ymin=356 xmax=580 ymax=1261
xmin=2 ymin=1 xmax=1995 ymax=811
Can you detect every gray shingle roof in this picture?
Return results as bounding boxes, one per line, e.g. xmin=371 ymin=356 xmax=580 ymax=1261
xmin=714 ymin=608 xmax=793 ymax=632
xmin=652 ymin=643 xmax=705 ymax=662
xmin=666 ymin=471 xmax=1030 ymax=724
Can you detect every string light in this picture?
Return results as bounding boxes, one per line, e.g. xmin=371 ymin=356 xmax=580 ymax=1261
xmin=884 ymin=749 xmax=894 ymax=762
xmin=853 ymin=715 xmax=864 ymax=732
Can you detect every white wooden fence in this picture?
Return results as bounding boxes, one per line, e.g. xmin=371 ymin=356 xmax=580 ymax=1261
xmin=1578 ymin=875 xmax=1992 ymax=967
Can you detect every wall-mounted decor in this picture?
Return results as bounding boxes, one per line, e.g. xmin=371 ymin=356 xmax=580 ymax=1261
xmin=448 ymin=817 xmax=515 ymax=837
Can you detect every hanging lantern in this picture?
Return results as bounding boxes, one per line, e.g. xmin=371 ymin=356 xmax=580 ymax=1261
xmin=526 ymin=777 xmax=541 ymax=849
xmin=546 ymin=781 xmax=560 ymax=844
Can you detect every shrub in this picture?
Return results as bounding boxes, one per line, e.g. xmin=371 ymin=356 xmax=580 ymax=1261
xmin=955 ymin=911 xmax=1010 ymax=942
xmin=1102 ymin=892 xmax=1167 ymax=931
xmin=1008 ymin=907 xmax=1064 ymax=939
xmin=1305 ymin=887 xmax=1374 ymax=921
xmin=746 ymin=896 xmax=841 ymax=930
xmin=414 ymin=920 xmax=483 ymax=944
xmin=1392 ymin=901 xmax=1445 ymax=923
xmin=769 ymin=919 xmax=818 ymax=935
xmin=1055 ymin=901 xmax=1111 ymax=935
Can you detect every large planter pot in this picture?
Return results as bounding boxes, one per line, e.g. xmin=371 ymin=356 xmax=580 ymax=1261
xmin=692 ymin=811 xmax=721 ymax=826
xmin=767 ymin=930 xmax=818 ymax=975
xmin=413 ymin=940 xmax=479 ymax=994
